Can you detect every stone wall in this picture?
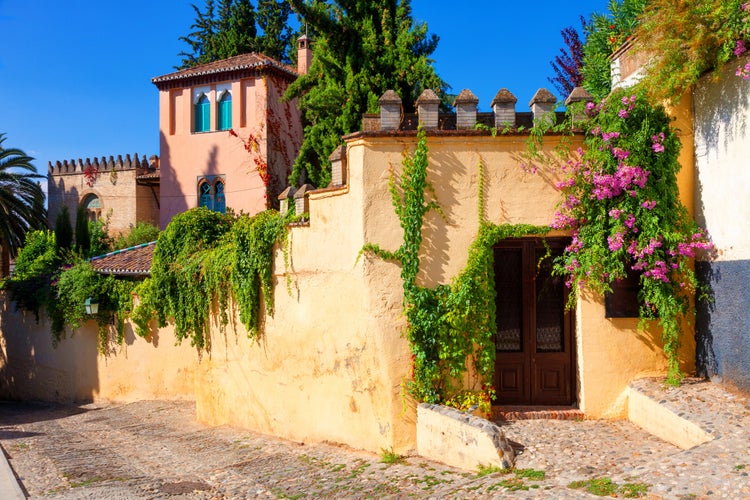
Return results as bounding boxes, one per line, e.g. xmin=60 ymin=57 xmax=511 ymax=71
xmin=47 ymin=154 xmax=159 ymax=236
xmin=417 ymin=404 xmax=514 ymax=470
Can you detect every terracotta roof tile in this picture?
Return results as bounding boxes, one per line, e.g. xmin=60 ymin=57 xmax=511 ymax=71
xmin=89 ymin=241 xmax=156 ymax=276
xmin=152 ymin=53 xmax=297 ymax=86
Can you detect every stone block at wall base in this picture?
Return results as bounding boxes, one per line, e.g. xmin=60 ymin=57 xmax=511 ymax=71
xmin=416 ymin=403 xmax=515 ymax=471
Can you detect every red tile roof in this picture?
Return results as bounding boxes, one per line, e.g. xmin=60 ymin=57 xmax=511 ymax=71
xmin=89 ymin=241 xmax=156 ymax=276
xmin=152 ymin=53 xmax=297 ymax=87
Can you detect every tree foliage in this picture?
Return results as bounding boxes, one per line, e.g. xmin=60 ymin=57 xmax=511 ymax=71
xmin=0 ymin=134 xmax=46 ymax=258
xmin=75 ymin=205 xmax=91 ymax=255
xmin=54 ymin=205 xmax=73 ymax=251
xmin=3 ymin=230 xmax=59 ymax=321
xmin=178 ymin=0 xmax=294 ymax=68
xmin=285 ymin=0 xmax=446 ymax=187
xmin=634 ymin=0 xmax=750 ymax=102
xmin=548 ymin=18 xmax=587 ymax=99
xmin=580 ymin=0 xmax=647 ymax=99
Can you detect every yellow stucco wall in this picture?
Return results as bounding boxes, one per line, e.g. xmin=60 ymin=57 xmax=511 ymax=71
xmin=0 ymin=297 xmax=197 ymax=403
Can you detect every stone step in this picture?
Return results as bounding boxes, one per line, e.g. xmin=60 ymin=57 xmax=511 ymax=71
xmin=492 ymin=406 xmax=584 ymax=421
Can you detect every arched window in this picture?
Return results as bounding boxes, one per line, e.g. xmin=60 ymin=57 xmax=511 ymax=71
xmin=194 ymin=94 xmax=210 ymax=133
xmin=199 ymin=181 xmax=213 ymax=210
xmin=214 ymin=179 xmax=226 ymax=213
xmin=82 ymin=194 xmax=102 ymax=222
xmin=217 ymin=91 xmax=232 ymax=131
xmin=197 ymin=176 xmax=226 ymax=214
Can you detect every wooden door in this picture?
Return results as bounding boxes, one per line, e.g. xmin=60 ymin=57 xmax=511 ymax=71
xmin=493 ymin=238 xmax=575 ymax=406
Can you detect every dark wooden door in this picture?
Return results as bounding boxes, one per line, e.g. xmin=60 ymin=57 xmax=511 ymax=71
xmin=493 ymin=238 xmax=574 ymax=406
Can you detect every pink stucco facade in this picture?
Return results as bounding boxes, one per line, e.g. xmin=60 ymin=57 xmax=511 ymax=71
xmin=153 ymin=54 xmax=303 ymax=228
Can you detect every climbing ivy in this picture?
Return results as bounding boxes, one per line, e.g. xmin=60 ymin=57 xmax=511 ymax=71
xmin=132 ymin=207 xmax=290 ymax=349
xmin=362 ymin=127 xmax=549 ymax=411
xmin=55 ymin=260 xmax=137 ymax=353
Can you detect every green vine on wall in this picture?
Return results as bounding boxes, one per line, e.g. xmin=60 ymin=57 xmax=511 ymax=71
xmin=362 ymin=127 xmax=549 ymax=411
xmin=131 ymin=207 xmax=290 ymax=349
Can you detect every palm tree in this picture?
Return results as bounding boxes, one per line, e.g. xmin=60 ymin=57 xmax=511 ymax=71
xmin=0 ymin=133 xmax=47 ymax=276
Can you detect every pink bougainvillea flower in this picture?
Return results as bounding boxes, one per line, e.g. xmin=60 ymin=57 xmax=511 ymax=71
xmin=735 ymin=39 xmax=747 ymax=56
xmin=607 ymin=231 xmax=624 ymax=251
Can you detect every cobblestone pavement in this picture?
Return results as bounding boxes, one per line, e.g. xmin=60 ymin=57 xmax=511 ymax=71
xmin=0 ymin=378 xmax=749 ymax=499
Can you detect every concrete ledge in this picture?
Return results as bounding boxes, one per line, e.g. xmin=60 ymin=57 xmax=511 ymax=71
xmin=417 ymin=403 xmax=515 ymax=471
xmin=627 ymin=387 xmax=713 ymax=449
xmin=0 ymin=445 xmax=24 ymax=500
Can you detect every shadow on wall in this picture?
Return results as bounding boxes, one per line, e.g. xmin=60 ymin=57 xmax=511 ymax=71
xmin=419 ymin=149 xmax=462 ymax=286
xmin=0 ymin=293 xmax=100 ymax=403
xmin=159 ymin=131 xmax=184 ymax=229
xmin=692 ymin=61 xmax=749 ymax=164
xmin=695 ymin=260 xmax=750 ymax=392
xmin=47 ymin=178 xmax=80 ymax=232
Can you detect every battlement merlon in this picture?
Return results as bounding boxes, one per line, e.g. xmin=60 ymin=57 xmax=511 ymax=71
xmin=49 ymin=154 xmax=159 ymax=175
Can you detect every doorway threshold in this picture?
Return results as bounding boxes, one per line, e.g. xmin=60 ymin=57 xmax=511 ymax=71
xmin=492 ymin=406 xmax=584 ymax=421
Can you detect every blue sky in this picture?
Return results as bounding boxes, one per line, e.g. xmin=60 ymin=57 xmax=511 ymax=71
xmin=0 ymin=0 xmax=608 ymax=180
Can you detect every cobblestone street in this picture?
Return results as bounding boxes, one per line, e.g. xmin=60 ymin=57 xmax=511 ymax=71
xmin=1 ymin=378 xmax=749 ymax=499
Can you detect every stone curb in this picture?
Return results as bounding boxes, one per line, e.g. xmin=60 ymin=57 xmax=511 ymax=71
xmin=0 ymin=444 xmax=24 ymax=499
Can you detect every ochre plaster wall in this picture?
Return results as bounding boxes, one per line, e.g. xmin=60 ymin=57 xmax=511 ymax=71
xmin=193 ymin=130 xmax=696 ymax=454
xmin=0 ymin=296 xmax=197 ymax=403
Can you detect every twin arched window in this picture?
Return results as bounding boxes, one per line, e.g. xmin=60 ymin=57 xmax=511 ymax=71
xmin=198 ymin=177 xmax=226 ymax=213
xmin=193 ymin=90 xmax=232 ymax=133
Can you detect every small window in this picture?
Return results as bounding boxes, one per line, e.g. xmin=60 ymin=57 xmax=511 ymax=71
xmin=218 ymin=92 xmax=232 ymax=131
xmin=82 ymin=194 xmax=102 ymax=223
xmin=195 ymin=94 xmax=210 ymax=132
xmin=197 ymin=176 xmax=226 ymax=214
xmin=605 ymin=266 xmax=643 ymax=318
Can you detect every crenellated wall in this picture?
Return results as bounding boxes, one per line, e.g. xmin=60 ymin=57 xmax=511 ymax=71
xmin=47 ymin=153 xmax=160 ymax=236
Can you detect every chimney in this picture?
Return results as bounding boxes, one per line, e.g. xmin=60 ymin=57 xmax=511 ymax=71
xmin=379 ymin=90 xmax=402 ymax=131
xmin=416 ymin=89 xmax=440 ymax=130
xmin=329 ymin=145 xmax=347 ymax=187
xmin=529 ymin=88 xmax=557 ymax=127
xmin=454 ymin=89 xmax=479 ymax=129
xmin=491 ymin=88 xmax=517 ymax=128
xmin=297 ymin=35 xmax=312 ymax=75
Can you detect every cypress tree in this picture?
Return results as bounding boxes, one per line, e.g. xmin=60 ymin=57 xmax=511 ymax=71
xmin=285 ymin=0 xmax=446 ymax=187
xmin=255 ymin=0 xmax=294 ymax=63
xmin=54 ymin=205 xmax=73 ymax=251
xmin=75 ymin=205 xmax=91 ymax=255
xmin=177 ymin=0 xmax=292 ymax=69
